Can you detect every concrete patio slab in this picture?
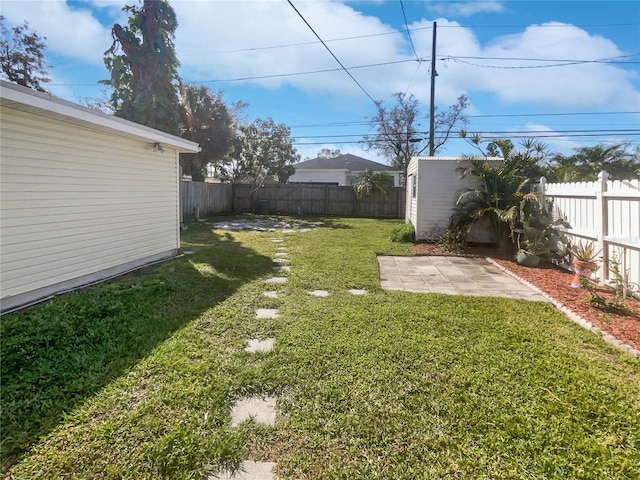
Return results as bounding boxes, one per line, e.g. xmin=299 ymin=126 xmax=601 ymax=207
xmin=378 ymin=256 xmax=548 ymax=302
xmin=209 ymin=461 xmax=276 ymax=480
xmin=231 ymin=396 xmax=278 ymax=427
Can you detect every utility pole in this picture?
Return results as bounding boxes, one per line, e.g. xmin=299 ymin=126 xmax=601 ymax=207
xmin=429 ymin=21 xmax=437 ymax=156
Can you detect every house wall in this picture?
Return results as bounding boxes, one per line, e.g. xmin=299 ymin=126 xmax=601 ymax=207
xmin=407 ymin=157 xmax=503 ymax=242
xmin=288 ymin=169 xmax=346 ymax=185
xmin=0 ymin=106 xmax=180 ymax=311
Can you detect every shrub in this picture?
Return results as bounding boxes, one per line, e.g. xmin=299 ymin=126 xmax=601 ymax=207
xmin=389 ymin=222 xmax=415 ymax=243
xmin=438 ymin=228 xmax=467 ymax=252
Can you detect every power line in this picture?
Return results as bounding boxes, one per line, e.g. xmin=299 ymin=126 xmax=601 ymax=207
xmin=449 ymin=53 xmax=640 ymax=69
xmin=292 ymin=132 xmax=640 ymax=145
xmin=179 ymin=22 xmax=640 ymax=57
xmin=195 ymin=59 xmax=418 ymax=83
xmin=289 ymin=112 xmax=640 ymax=129
xmin=400 ymin=0 xmax=420 ymax=61
xmin=291 ymin=129 xmax=640 ymax=140
xmin=286 ymin=0 xmax=378 ymax=106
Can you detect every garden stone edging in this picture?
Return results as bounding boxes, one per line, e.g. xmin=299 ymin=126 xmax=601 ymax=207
xmin=486 ymin=258 xmax=640 ymax=359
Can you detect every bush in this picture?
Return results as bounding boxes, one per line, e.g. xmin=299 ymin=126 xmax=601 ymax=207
xmin=438 ymin=228 xmax=467 ymax=252
xmin=389 ymin=222 xmax=415 ymax=243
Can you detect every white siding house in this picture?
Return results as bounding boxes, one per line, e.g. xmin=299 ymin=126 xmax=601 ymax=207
xmin=0 ymin=81 xmax=199 ymax=312
xmin=406 ymin=156 xmax=503 ymax=242
xmin=289 ymin=154 xmax=402 ymax=187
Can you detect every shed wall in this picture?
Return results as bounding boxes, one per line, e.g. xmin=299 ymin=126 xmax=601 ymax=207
xmin=1 ymin=106 xmax=180 ymax=309
xmin=408 ymin=158 xmax=503 ymax=241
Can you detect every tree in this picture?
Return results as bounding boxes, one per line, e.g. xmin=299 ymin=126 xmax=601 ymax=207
xmin=353 ymin=169 xmax=394 ymax=198
xmin=362 ymin=92 xmax=468 ymax=175
xmin=102 ymin=0 xmax=181 ymax=134
xmin=316 ymin=147 xmax=342 ymax=159
xmin=222 ymin=118 xmax=300 ymax=186
xmin=179 ymin=83 xmax=242 ymax=181
xmin=0 ymin=16 xmax=50 ymax=91
xmin=547 ymin=143 xmax=640 ymax=182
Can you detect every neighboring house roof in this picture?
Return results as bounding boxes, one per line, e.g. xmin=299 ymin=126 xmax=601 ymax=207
xmin=294 ymin=154 xmax=400 ymax=172
xmin=0 ymin=80 xmax=200 ymax=153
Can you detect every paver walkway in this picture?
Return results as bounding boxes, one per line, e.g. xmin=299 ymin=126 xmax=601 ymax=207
xmin=378 ymin=256 xmax=548 ymax=301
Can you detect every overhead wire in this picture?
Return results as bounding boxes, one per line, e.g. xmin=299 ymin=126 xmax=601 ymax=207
xmin=286 ymin=0 xmax=378 ymax=106
xmin=288 ymin=112 xmax=640 ymax=128
xmin=400 ymin=0 xmax=421 ymax=62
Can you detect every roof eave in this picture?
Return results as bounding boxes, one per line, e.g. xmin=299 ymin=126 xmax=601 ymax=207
xmin=0 ymin=81 xmax=200 ymax=153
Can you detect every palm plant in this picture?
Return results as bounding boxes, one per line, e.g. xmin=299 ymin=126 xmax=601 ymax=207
xmin=353 ymin=169 xmax=394 ymax=198
xmin=450 ymin=138 xmax=548 ymax=253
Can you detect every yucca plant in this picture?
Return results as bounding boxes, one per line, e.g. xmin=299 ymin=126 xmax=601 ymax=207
xmin=570 ymin=240 xmax=600 ymax=263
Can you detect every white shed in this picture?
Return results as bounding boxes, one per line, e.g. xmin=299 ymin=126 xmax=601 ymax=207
xmin=406 ymin=156 xmax=503 ymax=242
xmin=0 ymin=81 xmax=200 ymax=312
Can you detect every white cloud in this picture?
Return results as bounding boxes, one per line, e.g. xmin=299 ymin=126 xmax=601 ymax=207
xmin=172 ymin=0 xmax=410 ymax=101
xmin=1 ymin=0 xmax=113 ymax=62
xmin=429 ymin=1 xmax=506 ymax=17
xmin=407 ymin=19 xmax=639 ymax=111
xmin=4 ymin=1 xmax=636 ymax=125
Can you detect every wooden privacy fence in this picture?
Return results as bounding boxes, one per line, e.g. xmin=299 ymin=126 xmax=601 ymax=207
xmin=181 ymin=180 xmax=232 ymax=219
xmin=180 ymin=181 xmax=405 ymax=219
xmin=539 ymin=172 xmax=640 ymax=291
xmin=232 ymin=183 xmax=405 ymax=218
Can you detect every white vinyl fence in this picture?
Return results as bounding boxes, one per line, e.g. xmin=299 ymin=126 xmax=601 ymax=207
xmin=539 ymin=172 xmax=640 ymax=293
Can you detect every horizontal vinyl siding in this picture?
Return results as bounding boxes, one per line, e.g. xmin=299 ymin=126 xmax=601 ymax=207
xmin=0 ymin=107 xmax=179 ymax=300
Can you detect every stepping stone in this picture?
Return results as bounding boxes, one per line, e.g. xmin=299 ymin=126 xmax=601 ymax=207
xmin=256 ymin=308 xmax=279 ymax=319
xmin=263 ymin=291 xmax=279 ymax=299
xmin=183 ymin=250 xmax=196 ymax=255
xmin=274 ymin=252 xmax=288 ymax=257
xmin=266 ymin=277 xmax=287 ymax=284
xmin=272 ymin=265 xmax=290 ymax=272
xmin=273 ymin=258 xmax=289 ymax=264
xmin=210 ymin=460 xmax=277 ymax=480
xmin=348 ymin=289 xmax=368 ymax=295
xmin=245 ymin=338 xmax=275 ymax=353
xmin=270 ymin=239 xmax=284 ymax=243
xmin=231 ymin=396 xmax=277 ymax=427
xmin=309 ymin=290 xmax=329 ymax=297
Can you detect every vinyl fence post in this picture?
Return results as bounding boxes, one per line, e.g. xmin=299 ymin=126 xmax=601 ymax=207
xmin=596 ymin=171 xmax=609 ymax=285
xmin=538 ymin=176 xmax=547 ymax=213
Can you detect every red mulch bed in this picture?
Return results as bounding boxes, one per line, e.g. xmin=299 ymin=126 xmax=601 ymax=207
xmin=411 ymin=242 xmax=640 ymax=352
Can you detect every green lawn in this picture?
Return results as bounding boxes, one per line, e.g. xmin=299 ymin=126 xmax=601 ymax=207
xmin=2 ymin=217 xmax=639 ymax=479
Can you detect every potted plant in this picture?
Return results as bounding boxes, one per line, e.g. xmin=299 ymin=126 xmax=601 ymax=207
xmin=515 ymin=223 xmax=547 ymax=267
xmin=570 ymin=240 xmax=600 ymax=288
xmin=513 ymin=203 xmax=569 ymax=268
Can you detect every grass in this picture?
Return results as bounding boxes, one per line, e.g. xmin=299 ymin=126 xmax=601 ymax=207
xmin=2 ymin=216 xmax=639 ymax=479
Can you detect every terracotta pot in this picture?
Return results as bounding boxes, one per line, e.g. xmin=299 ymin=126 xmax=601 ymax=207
xmin=571 ymin=259 xmax=596 ymax=288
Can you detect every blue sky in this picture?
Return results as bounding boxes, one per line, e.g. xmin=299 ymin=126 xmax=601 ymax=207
xmin=2 ymin=0 xmax=639 ymax=163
